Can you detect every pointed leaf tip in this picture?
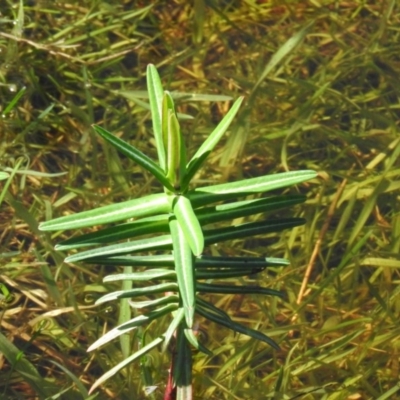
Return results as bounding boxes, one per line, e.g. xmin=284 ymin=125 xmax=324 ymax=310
xmin=184 ymin=96 xmax=244 ymax=185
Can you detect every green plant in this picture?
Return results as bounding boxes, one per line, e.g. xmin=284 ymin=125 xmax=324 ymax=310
xmin=39 ymin=64 xmax=316 ymax=398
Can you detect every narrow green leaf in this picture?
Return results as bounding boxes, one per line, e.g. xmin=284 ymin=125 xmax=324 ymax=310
xmin=196 ymin=298 xmax=232 ymax=322
xmin=162 ymin=92 xmax=183 ymax=190
xmin=184 ymin=328 xmax=212 ymax=356
xmin=95 ymin=282 xmax=178 ymax=304
xmin=169 ymin=218 xmax=195 ymax=328
xmin=69 ymin=219 xmax=301 ymax=265
xmin=196 ymin=268 xmax=265 ymax=279
xmin=204 ymin=218 xmax=305 ymax=245
xmin=147 ymin=64 xmax=166 ymax=169
xmin=128 ymin=295 xmax=179 ymax=309
xmin=55 ymin=215 xmax=169 ymax=250
xmin=162 ymin=96 xmax=170 ymax=157
xmin=88 ymin=304 xmax=177 ymax=352
xmin=174 ymin=195 xmax=204 ymax=256
xmin=196 ymin=305 xmax=279 ymax=350
xmin=197 ymin=283 xmax=283 ymax=297
xmin=103 ymin=269 xmax=176 ymax=282
xmin=39 ymin=193 xmax=171 ymax=231
xmin=162 ymin=308 xmax=185 ymax=353
xmin=93 ymin=125 xmax=174 ymax=191
xmin=162 ymin=92 xmax=176 ymax=168
xmin=56 ymin=195 xmax=304 ymax=250
xmin=89 ymin=336 xmax=164 ymax=394
xmin=188 ymin=170 xmax=317 ymax=207
xmin=82 ymin=254 xmax=288 ymax=269
xmin=197 ymin=194 xmax=306 ymax=226
xmin=196 ymin=255 xmax=289 ymax=268
xmin=80 ymin=254 xmax=175 ymax=266
xmin=183 ymin=328 xmax=199 ymax=353
xmin=168 ymin=112 xmax=184 ymax=190
xmin=184 ymin=96 xmax=244 ymax=185
xmin=64 ymin=235 xmax=172 ymax=263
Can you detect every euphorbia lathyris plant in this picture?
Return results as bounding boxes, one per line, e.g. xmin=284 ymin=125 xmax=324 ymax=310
xmin=39 ymin=64 xmax=316 ymax=398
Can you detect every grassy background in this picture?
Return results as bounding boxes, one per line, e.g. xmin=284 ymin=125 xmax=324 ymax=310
xmin=1 ymin=0 xmax=400 ymax=399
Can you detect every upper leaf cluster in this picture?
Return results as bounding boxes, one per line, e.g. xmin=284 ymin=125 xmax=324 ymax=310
xmin=39 ymin=64 xmax=317 ymax=393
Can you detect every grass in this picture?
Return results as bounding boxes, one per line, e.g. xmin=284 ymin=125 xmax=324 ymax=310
xmin=1 ymin=0 xmax=400 ymax=399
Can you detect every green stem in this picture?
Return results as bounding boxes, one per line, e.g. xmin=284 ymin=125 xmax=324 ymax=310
xmin=174 ymin=324 xmax=193 ymax=400
xmin=118 ymin=266 xmax=132 ymax=359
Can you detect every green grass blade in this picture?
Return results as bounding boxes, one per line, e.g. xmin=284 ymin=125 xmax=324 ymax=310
xmin=93 ymin=125 xmax=174 ymax=191
xmin=0 ymin=158 xmax=23 ymax=208
xmin=376 ymin=385 xmax=400 ymax=400
xmin=39 ymin=193 xmax=171 ymax=231
xmin=184 ymin=96 xmax=244 ymax=186
xmin=147 ymin=64 xmax=166 ymax=169
xmin=169 ymin=218 xmax=196 ymax=328
xmin=346 ymin=178 xmax=389 ymax=250
xmin=49 ymin=360 xmax=89 ymax=398
xmin=2 ymin=167 xmax=66 ymax=178
xmin=252 ymin=21 xmax=313 ymax=94
xmin=296 ymin=230 xmax=372 ymax=314
xmin=174 ymin=195 xmax=204 ymax=256
xmin=0 ymin=332 xmax=58 ymax=398
xmin=2 ymin=86 xmax=26 ymax=116
xmin=89 ymin=336 xmax=164 ymax=394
